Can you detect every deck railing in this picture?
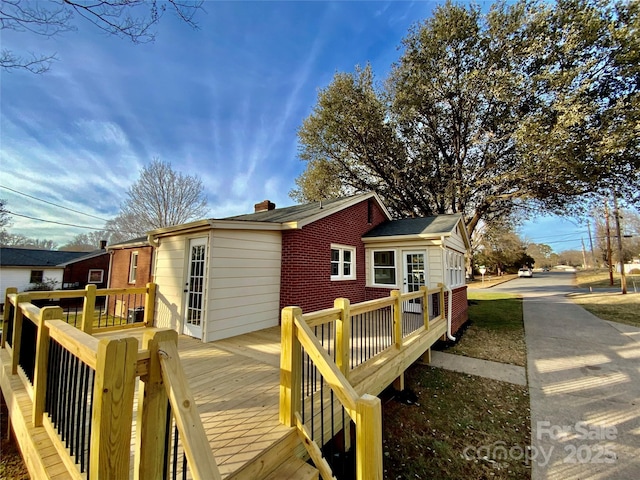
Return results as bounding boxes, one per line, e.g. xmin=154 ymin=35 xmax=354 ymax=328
xmin=280 ymin=285 xmax=446 ymax=480
xmin=1 ymin=285 xmax=220 ymax=480
xmin=3 ymin=283 xmax=156 ymax=335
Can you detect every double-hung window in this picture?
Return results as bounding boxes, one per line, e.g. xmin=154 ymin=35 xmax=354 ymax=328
xmin=330 ymin=245 xmax=356 ymax=280
xmin=129 ymin=251 xmax=139 ymax=284
xmin=372 ymin=250 xmax=397 ymax=286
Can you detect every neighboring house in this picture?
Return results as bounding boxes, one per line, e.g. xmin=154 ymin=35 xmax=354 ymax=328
xmin=105 ymin=237 xmax=155 ymax=320
xmin=148 ymin=192 xmax=471 ymax=343
xmin=58 ymin=243 xmax=110 ymax=290
xmin=0 ymin=247 xmax=89 ymax=305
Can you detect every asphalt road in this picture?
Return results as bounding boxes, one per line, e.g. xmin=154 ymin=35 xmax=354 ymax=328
xmin=491 ymin=272 xmax=640 ymax=480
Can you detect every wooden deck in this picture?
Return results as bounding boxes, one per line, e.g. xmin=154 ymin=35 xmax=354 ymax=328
xmin=2 ymin=285 xmax=447 ymax=479
xmin=97 ymin=326 xmax=296 ymax=479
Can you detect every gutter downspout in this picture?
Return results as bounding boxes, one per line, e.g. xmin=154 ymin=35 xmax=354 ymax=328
xmin=441 ymin=236 xmax=456 ymax=341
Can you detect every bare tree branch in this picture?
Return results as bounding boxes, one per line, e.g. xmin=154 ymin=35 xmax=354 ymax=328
xmin=0 ymin=0 xmax=203 ymax=72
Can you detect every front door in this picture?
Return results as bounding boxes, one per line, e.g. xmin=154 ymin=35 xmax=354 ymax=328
xmin=403 ymin=251 xmax=426 ymax=313
xmin=183 ymin=237 xmax=207 ymax=339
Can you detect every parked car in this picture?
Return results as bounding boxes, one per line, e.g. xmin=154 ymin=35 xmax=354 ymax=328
xmin=518 ymin=268 xmax=533 ymax=278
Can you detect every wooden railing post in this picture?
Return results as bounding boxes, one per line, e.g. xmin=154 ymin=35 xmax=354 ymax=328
xmin=279 ymin=306 xmax=302 ymax=427
xmin=144 ymin=282 xmax=157 ymax=326
xmin=82 ymin=284 xmax=96 ymax=334
xmin=2 ymin=287 xmax=17 ymax=348
xmin=390 ymin=290 xmax=404 ymax=390
xmin=135 ymin=328 xmax=177 ymax=480
xmin=390 ymin=290 xmax=402 ymax=347
xmin=438 ymin=283 xmax=446 ymax=320
xmin=32 ymin=306 xmax=63 ymax=427
xmin=355 ymin=394 xmax=383 ymax=480
xmin=334 ymin=297 xmax=352 ymax=451
xmin=90 ymin=336 xmax=138 ymax=479
xmin=11 ymin=294 xmax=29 ymax=374
xmin=420 ymin=286 xmax=430 ymax=331
xmin=334 ymin=298 xmax=351 ymax=377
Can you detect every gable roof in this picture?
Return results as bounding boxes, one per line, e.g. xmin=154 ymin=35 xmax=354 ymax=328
xmin=57 ymin=249 xmax=109 ymax=267
xmin=363 ymin=214 xmax=470 ymax=249
xmin=0 ymin=247 xmax=88 ymax=268
xmin=149 ymin=192 xmax=393 ymax=238
xmin=223 ymin=192 xmax=392 ymax=228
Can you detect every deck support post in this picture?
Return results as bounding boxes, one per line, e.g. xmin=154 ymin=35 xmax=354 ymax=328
xmin=81 ymin=284 xmax=96 ymax=334
xmin=32 ymin=306 xmax=62 ymax=427
xmin=144 ymin=282 xmax=157 ymax=326
xmin=90 ymin=336 xmax=138 ymax=479
xmin=279 ymin=306 xmax=302 ymax=427
xmin=135 ymin=328 xmax=176 ymax=480
xmin=355 ymin=394 xmax=383 ymax=480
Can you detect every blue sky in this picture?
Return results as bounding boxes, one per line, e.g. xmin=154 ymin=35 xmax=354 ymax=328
xmin=0 ymin=0 xmax=587 ymax=251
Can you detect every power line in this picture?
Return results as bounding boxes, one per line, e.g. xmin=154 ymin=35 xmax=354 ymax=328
xmin=6 ymin=210 xmax=113 ymax=231
xmin=0 ymin=184 xmax=111 ymax=222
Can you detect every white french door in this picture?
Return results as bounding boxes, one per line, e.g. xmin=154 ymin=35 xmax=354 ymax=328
xmin=183 ymin=237 xmax=207 ymax=339
xmin=403 ymin=251 xmax=426 ymax=313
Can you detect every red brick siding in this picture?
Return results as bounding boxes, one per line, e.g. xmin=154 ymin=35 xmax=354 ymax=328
xmin=107 ymin=246 xmax=154 ymax=317
xmin=445 ymin=285 xmax=468 ymax=334
xmin=280 ymin=200 xmax=388 ymax=313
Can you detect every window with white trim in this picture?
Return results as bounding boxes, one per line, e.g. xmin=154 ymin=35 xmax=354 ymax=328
xmin=372 ymin=250 xmax=397 ymax=286
xmin=129 ymin=251 xmax=139 ymax=283
xmin=88 ymin=269 xmax=104 ymax=283
xmin=446 ymin=251 xmax=465 ymax=287
xmin=330 ymin=245 xmax=356 ymax=280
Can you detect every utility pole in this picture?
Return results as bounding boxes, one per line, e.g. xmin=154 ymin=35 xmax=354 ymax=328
xmin=587 ymin=220 xmax=597 ymax=268
xmin=604 ymin=200 xmax=614 ymax=286
xmin=612 ymin=192 xmax=627 ymax=294
xmin=581 ymin=238 xmax=588 ymax=269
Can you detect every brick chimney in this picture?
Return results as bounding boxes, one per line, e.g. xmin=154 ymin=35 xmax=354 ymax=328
xmin=254 ymin=200 xmax=276 ymax=213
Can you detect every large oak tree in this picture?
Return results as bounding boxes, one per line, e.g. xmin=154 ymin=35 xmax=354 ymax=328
xmin=293 ymin=0 xmax=639 ymax=238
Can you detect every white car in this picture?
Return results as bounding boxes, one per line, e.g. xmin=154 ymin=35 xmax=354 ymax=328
xmin=518 ymin=268 xmax=533 ymax=278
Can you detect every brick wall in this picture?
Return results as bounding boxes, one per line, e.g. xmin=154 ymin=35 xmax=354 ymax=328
xmin=107 ymin=246 xmax=154 ymax=318
xmin=446 ymin=285 xmax=468 ymax=334
xmin=62 ymin=253 xmax=110 ymax=289
xmin=280 ymin=199 xmax=388 ymax=313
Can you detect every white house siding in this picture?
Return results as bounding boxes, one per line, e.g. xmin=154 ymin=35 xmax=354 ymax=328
xmin=153 ymin=234 xmax=195 ymax=332
xmin=0 ymin=268 xmax=64 ymax=298
xmin=426 ymin=247 xmax=444 ymax=289
xmin=445 ymin=224 xmax=468 ymax=255
xmin=206 ymin=229 xmax=281 ymax=342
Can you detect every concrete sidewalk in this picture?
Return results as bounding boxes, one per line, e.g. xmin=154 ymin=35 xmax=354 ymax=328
xmin=524 ymin=293 xmax=640 ymax=480
xmin=429 ymin=350 xmax=527 ymax=386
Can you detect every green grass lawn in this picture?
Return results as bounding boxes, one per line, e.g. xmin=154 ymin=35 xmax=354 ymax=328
xmin=383 ymin=365 xmax=531 ymax=479
xmin=445 ymin=291 xmax=526 ymax=366
xmin=572 ymin=269 xmax=640 ymax=328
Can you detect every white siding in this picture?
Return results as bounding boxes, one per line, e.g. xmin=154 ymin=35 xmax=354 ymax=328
xmin=206 ymin=229 xmax=281 ymax=342
xmin=426 ymin=248 xmax=444 ymax=288
xmin=0 ymin=268 xmax=64 ymax=299
xmin=154 ymin=235 xmax=190 ymax=332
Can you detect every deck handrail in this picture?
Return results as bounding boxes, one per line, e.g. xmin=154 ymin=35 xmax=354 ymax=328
xmin=2 ymin=286 xmax=219 ymax=480
xmin=279 ymin=285 xmax=446 ymax=480
xmin=4 ymin=283 xmax=156 ymax=335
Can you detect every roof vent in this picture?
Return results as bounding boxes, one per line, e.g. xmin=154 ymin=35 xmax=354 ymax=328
xmin=254 ymin=200 xmax=276 ymax=213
